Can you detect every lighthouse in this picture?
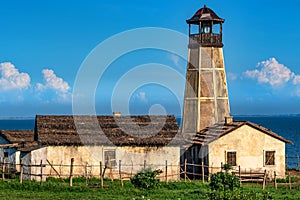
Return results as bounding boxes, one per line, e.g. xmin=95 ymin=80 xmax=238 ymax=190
xmin=181 ymin=5 xmax=230 ymax=136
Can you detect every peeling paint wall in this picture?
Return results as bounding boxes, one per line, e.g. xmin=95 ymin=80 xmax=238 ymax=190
xmin=42 ymin=146 xmax=180 ymax=181
xmin=208 ymin=125 xmax=286 ymax=178
xmin=22 ymin=147 xmax=47 ymax=181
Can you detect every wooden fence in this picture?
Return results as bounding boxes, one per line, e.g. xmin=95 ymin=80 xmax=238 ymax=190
xmin=0 ymin=158 xmax=283 ymax=190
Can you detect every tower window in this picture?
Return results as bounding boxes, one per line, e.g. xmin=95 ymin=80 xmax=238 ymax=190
xmin=226 ymin=151 xmax=237 ymax=166
xmin=201 ymin=25 xmax=211 ymax=34
xmin=265 ymin=151 xmax=275 ymax=166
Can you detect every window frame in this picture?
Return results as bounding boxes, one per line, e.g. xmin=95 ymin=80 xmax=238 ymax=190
xmin=225 ymin=150 xmax=237 ymax=167
xmin=104 ymin=149 xmax=117 ymax=168
xmin=264 ymin=150 xmax=276 ymax=166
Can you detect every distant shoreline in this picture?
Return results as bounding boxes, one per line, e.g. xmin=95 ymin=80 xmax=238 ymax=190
xmin=0 ymin=117 xmax=35 ymax=120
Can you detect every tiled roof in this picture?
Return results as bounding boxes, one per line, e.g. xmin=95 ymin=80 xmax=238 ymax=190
xmin=192 ymin=121 xmax=293 ymax=145
xmin=187 ymin=4 xmax=224 ymax=24
xmin=0 ymin=130 xmax=35 ymax=144
xmin=36 ymin=115 xmax=181 ymax=146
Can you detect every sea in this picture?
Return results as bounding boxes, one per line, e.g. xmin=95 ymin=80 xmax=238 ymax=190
xmin=0 ymin=116 xmax=299 ymax=168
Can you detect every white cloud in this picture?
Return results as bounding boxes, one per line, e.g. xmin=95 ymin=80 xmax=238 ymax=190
xmin=293 ymin=75 xmax=300 ymax=85
xmin=36 ymin=69 xmax=71 ymax=102
xmin=244 ymin=58 xmax=295 ymax=88
xmin=39 ymin=69 xmax=70 ymax=93
xmin=0 ymin=62 xmax=30 ymax=91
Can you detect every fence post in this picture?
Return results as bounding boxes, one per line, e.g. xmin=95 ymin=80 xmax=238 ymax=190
xmin=100 ymin=161 xmax=103 ymax=188
xmin=184 ymin=159 xmax=187 ymax=182
xmin=2 ymin=161 xmax=5 ymax=181
xmin=221 ymin=162 xmax=223 ymax=172
xmin=85 ymin=162 xmax=88 ymax=186
xmin=119 ymin=160 xmax=123 ymax=187
xmin=165 ymin=160 xmax=168 ymax=184
xmin=201 ymin=161 xmax=205 ymax=183
xmin=20 ymin=161 xmax=23 ymax=184
xmin=69 ymin=158 xmax=74 ymax=187
xmin=274 ymin=171 xmax=277 ymax=189
xmin=262 ymin=169 xmax=267 ymax=190
xmin=288 ymin=172 xmax=291 ymax=190
xmin=144 ymin=160 xmax=146 ymax=169
xmin=59 ymin=161 xmax=62 ymax=177
xmin=208 ymin=164 xmax=211 ymax=181
xmin=239 ymin=166 xmax=241 ymax=184
xmin=40 ymin=160 xmax=43 ymax=184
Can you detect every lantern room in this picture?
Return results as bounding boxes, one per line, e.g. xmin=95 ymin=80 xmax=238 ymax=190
xmin=186 ymin=4 xmax=224 ymax=47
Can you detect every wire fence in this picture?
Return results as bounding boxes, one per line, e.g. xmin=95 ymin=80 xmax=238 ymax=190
xmin=0 ymin=158 xmax=293 ymax=190
xmin=286 ymin=155 xmax=300 ymax=170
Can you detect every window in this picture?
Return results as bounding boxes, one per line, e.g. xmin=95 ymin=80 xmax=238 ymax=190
xmin=265 ymin=151 xmax=275 ymax=166
xmin=104 ymin=150 xmax=116 ymax=167
xmin=226 ymin=151 xmax=237 ymax=166
xmin=3 ymin=152 xmax=8 ymax=158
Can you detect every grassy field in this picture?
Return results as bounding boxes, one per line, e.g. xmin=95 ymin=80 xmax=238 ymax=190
xmin=0 ymin=178 xmax=299 ymax=200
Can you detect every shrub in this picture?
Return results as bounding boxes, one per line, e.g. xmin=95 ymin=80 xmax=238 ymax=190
xmin=222 ymin=164 xmax=232 ymax=172
xmin=131 ymin=168 xmax=162 ymax=189
xmin=209 ymin=172 xmax=239 ymax=191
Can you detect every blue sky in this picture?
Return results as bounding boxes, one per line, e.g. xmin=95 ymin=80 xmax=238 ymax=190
xmin=0 ymin=0 xmax=300 ymax=117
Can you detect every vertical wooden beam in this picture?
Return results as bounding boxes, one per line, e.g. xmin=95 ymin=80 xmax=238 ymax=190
xmin=165 ymin=160 xmax=168 ymax=184
xmin=199 ymin=22 xmax=202 ymax=43
xmin=221 ymin=162 xmax=223 ymax=173
xmin=288 ymin=172 xmax=291 ymax=190
xmin=20 ymin=163 xmax=23 ymax=184
xmin=238 ymin=165 xmax=241 ymax=184
xmin=192 ymin=160 xmax=195 ymax=180
xmin=184 ymin=159 xmax=187 ymax=182
xmin=100 ymin=161 xmax=103 ymax=189
xmin=69 ymin=158 xmax=74 ymax=187
xmin=201 ymin=161 xmax=204 ymax=183
xmin=40 ymin=160 xmax=43 ymax=184
xmin=274 ymin=171 xmax=277 ymax=189
xmin=2 ymin=162 xmax=5 ymax=181
xmin=262 ymin=169 xmax=267 ymax=190
xmin=144 ymin=160 xmax=146 ymax=169
xmin=85 ymin=162 xmax=88 ymax=186
xmin=119 ymin=160 xmax=123 ymax=187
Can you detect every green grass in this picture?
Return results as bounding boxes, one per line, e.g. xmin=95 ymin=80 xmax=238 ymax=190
xmin=0 ymin=178 xmax=299 ymax=200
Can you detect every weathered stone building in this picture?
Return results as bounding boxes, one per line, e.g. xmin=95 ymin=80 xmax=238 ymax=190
xmin=21 ymin=115 xmax=181 ymax=181
xmin=0 ymin=130 xmax=35 ymax=171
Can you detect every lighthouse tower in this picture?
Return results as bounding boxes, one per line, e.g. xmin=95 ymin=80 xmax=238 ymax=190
xmin=182 ymin=5 xmax=230 ymax=136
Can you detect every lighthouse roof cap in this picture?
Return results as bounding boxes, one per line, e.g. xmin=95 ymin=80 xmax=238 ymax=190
xmin=187 ymin=4 xmax=224 ymax=24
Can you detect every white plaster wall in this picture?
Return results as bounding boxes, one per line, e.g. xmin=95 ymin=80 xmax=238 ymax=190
xmin=117 ymin=146 xmax=180 ymax=180
xmin=208 ymin=125 xmax=286 ymax=178
xmin=44 ymin=146 xmax=180 ymax=180
xmin=29 ymin=147 xmax=48 ymax=181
